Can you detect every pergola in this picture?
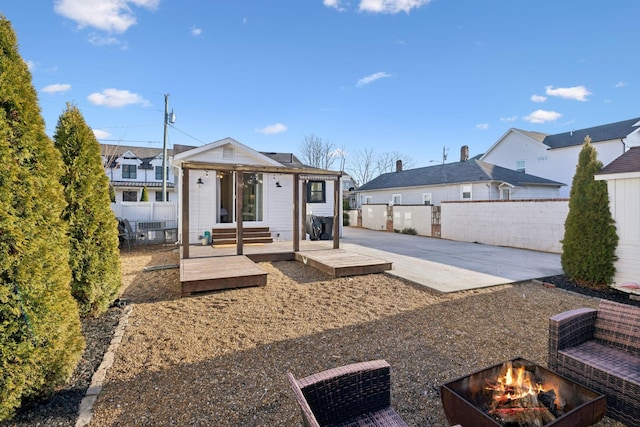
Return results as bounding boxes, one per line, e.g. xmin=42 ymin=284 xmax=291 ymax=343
xmin=179 ymin=161 xmax=343 ymax=259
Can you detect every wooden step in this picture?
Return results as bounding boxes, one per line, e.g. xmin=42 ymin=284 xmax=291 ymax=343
xmin=211 ymin=227 xmax=273 ymax=245
xmin=213 ymin=237 xmax=274 ymax=246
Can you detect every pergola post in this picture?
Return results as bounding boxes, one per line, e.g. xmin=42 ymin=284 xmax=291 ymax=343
xmin=293 ymin=173 xmax=300 ymax=252
xmin=236 ymin=171 xmax=244 ymax=255
xmin=333 ymin=177 xmax=340 ymax=249
xmin=181 ymin=168 xmax=190 ymax=259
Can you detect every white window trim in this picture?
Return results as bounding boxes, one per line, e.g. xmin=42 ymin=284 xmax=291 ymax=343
xmin=461 ymin=184 xmax=472 ymax=200
xmin=422 ymin=193 xmax=432 ymax=205
xmin=392 ymin=194 xmax=402 ymax=205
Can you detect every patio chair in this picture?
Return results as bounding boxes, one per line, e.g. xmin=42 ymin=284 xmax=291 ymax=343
xmin=287 ymin=359 xmax=408 ymax=427
xmin=117 ymin=217 xmax=136 ymax=250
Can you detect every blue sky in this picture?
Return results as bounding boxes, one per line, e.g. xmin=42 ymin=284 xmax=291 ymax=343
xmin=2 ymin=0 xmax=638 ymax=176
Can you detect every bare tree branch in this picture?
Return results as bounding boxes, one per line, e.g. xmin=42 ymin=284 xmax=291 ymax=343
xmin=299 ymin=134 xmax=336 ymax=169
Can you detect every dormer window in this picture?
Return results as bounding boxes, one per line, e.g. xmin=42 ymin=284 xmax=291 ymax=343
xmin=122 ymin=164 xmax=137 ymax=179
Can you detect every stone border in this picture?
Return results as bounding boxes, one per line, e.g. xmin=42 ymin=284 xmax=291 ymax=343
xmin=76 ymin=304 xmax=133 ymax=427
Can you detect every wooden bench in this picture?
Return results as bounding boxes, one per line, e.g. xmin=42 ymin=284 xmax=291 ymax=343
xmin=549 ymin=299 xmax=640 ymax=427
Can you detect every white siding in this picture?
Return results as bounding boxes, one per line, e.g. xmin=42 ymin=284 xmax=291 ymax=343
xmin=607 ymin=178 xmax=640 ymax=285
xmin=482 ymin=130 xmax=629 ymax=198
xmin=358 ymin=182 xmax=557 ymax=207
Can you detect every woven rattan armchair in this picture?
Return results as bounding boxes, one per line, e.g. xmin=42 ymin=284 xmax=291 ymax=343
xmin=549 ymin=299 xmax=640 ymax=427
xmin=287 ymin=359 xmax=408 ymax=427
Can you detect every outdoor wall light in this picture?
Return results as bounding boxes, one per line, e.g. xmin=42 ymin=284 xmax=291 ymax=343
xmin=196 ymin=177 xmax=204 ymax=185
xmin=275 ymin=181 xmax=282 ymax=188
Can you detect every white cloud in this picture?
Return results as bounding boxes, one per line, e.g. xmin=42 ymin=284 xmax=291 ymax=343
xmin=26 ymin=60 xmax=35 ymax=71
xmin=500 ymin=116 xmax=518 ymax=122
xmin=88 ymin=34 xmax=123 ymax=47
xmin=256 ymin=123 xmax=288 ymax=135
xmin=476 ymin=123 xmax=489 ymax=130
xmin=92 ymin=129 xmax=111 ymax=139
xmin=87 ymin=88 xmax=150 ymax=108
xmin=359 ymin=0 xmax=432 ymax=14
xmin=42 ymin=83 xmax=72 ymax=94
xmin=523 ymin=110 xmax=562 ymax=124
xmin=615 ymin=81 xmax=628 ymax=88
xmin=54 ymin=0 xmax=159 ymax=33
xmin=191 ymin=26 xmax=202 ymax=36
xmin=530 ymin=94 xmax=547 ymax=103
xmin=323 ymin=0 xmax=346 ymax=11
xmin=545 ymin=85 xmax=591 ymax=101
xmin=356 ymin=71 xmax=392 ymax=87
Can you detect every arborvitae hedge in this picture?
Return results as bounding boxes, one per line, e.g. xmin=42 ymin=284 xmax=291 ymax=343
xmin=561 ymin=136 xmax=618 ymax=287
xmin=0 ymin=16 xmax=84 ymax=420
xmin=54 ymin=103 xmax=122 ymax=317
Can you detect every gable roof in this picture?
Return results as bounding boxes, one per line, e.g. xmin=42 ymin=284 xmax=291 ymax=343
xmin=543 ymin=117 xmax=640 ymax=149
xmin=358 ymin=159 xmax=564 ymax=191
xmin=481 ymin=128 xmax=550 ymax=161
xmin=597 ymin=146 xmax=640 ymax=176
xmin=101 ymin=144 xmax=173 ymax=169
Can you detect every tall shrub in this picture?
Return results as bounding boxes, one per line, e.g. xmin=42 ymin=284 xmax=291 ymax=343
xmin=0 ymin=17 xmax=84 ymax=420
xmin=561 ymin=136 xmax=618 ymax=287
xmin=54 ymin=103 xmax=122 ymax=316
xmin=140 ymin=186 xmax=149 ymax=201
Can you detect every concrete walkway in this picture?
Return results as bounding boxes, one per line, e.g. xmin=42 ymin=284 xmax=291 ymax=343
xmin=337 ymin=227 xmax=563 ymax=293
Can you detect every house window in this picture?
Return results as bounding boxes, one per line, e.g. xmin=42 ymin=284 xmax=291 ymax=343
xmin=122 ymin=164 xmax=137 ymax=179
xmin=516 ymin=160 xmax=525 ymax=173
xmin=500 ymin=188 xmax=511 ymax=200
xmin=364 ymin=196 xmax=372 ymax=205
xmin=123 ymin=191 xmax=137 ymax=202
xmin=155 ymin=166 xmax=169 ymax=180
xmin=307 ymin=181 xmax=326 ymax=203
xmin=461 ymin=185 xmax=472 ymax=200
xmin=423 ymin=193 xmax=432 ymax=205
xmin=155 ymin=191 xmax=169 ymax=202
xmin=392 ymin=194 xmax=401 ymax=205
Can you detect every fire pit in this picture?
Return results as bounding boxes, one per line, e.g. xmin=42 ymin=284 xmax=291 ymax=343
xmin=440 ymin=358 xmax=606 ymax=427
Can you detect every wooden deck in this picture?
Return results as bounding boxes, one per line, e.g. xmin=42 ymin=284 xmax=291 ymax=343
xmin=294 ymin=249 xmax=392 ymax=277
xmin=180 ymin=255 xmax=267 ymax=296
xmin=180 ymin=243 xmax=392 ymax=296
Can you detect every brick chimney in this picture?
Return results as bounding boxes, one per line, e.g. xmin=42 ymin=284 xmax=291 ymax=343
xmin=396 ymin=159 xmax=402 ymax=172
xmin=460 ymin=145 xmax=469 ymax=162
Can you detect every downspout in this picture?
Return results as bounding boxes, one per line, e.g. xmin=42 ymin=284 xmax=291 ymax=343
xmin=621 ymin=138 xmax=626 ymax=154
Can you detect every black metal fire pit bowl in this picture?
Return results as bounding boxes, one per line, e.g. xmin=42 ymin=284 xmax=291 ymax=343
xmin=440 ymin=357 xmax=606 ymax=427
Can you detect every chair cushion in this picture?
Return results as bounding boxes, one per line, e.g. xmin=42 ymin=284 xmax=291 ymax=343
xmin=560 ymin=340 xmax=640 ymax=384
xmin=327 ymin=407 xmax=408 ymax=427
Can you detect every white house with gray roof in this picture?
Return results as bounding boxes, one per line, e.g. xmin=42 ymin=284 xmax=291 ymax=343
xmin=481 ymin=117 xmax=640 ymax=198
xmin=101 ymin=144 xmax=176 ymax=202
xmin=356 ymin=148 xmax=563 ymax=207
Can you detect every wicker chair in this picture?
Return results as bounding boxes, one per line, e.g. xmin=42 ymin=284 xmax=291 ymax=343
xmin=549 ymin=299 xmax=640 ymax=427
xmin=287 ymin=359 xmax=408 ymax=427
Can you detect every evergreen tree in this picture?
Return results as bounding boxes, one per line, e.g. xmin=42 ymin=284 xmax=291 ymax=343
xmin=561 ymin=136 xmax=618 ymax=287
xmin=54 ymin=103 xmax=122 ymax=317
xmin=140 ymin=186 xmax=149 ymax=201
xmin=0 ymin=17 xmax=84 ymax=420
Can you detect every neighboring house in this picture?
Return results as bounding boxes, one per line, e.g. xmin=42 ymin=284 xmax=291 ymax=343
xmin=595 ymin=146 xmax=640 ymax=287
xmin=356 ymin=146 xmax=563 ymax=206
xmin=341 ymin=173 xmax=358 ymax=209
xmin=171 ymin=137 xmax=342 ymax=244
xmin=481 ymin=117 xmax=640 ymax=198
xmin=101 ymin=144 xmax=176 ymax=202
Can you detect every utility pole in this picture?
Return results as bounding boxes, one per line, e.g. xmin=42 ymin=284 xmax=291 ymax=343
xmin=162 ymin=94 xmax=173 ymax=201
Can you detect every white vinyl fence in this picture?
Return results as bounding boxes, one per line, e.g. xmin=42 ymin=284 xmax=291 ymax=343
xmin=357 ymin=200 xmax=569 ymax=253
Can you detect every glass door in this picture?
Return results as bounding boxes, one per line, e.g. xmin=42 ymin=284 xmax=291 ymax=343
xmin=242 ymin=173 xmax=263 ymax=222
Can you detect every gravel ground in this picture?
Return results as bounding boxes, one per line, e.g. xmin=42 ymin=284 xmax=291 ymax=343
xmin=3 ymin=245 xmax=631 ymax=427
